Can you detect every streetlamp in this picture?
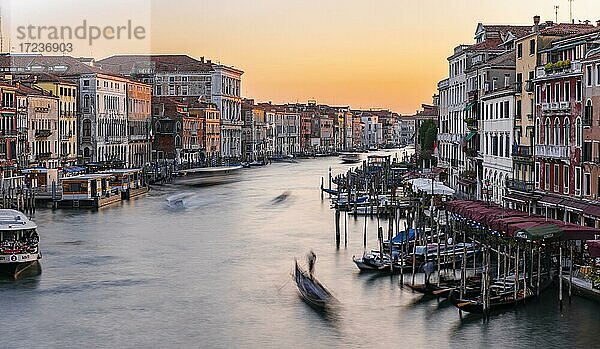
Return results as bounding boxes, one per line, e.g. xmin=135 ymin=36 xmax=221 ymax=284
xmin=484 ymin=178 xmax=491 ymax=205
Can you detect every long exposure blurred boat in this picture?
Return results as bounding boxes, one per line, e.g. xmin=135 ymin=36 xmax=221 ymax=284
xmin=0 ymin=210 xmax=42 ymax=279
xmin=175 ymin=166 xmax=242 ymax=186
xmin=339 ymin=152 xmax=361 ymax=164
xmin=294 ymin=259 xmax=338 ymax=310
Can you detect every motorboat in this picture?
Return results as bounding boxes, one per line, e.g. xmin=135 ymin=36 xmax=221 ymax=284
xmin=175 ymin=166 xmax=242 ymax=186
xmin=339 ymin=153 xmax=362 ymax=164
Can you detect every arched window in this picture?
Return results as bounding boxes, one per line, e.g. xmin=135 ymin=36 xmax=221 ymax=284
xmin=585 ymin=99 xmax=593 ymax=125
xmin=554 ymin=118 xmax=560 ymax=145
xmin=485 ymin=133 xmax=489 ymax=155
xmin=498 ymin=173 xmax=504 ymax=202
xmin=155 ymin=121 xmax=161 ymax=133
xmin=564 ymin=117 xmax=570 ymax=146
xmin=544 ymin=118 xmax=550 ymax=145
xmin=83 ymin=119 xmax=91 ymax=137
xmin=175 ymin=135 xmax=182 ymax=148
xmin=83 ymin=94 xmax=90 ymax=108
xmin=576 ymin=117 xmax=582 ymax=147
xmin=83 ymin=147 xmax=90 ymax=157
xmin=535 ymin=117 xmax=540 ymax=144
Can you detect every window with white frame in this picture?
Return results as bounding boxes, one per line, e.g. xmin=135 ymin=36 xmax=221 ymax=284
xmin=587 ymin=65 xmax=593 ymax=87
xmin=545 ymin=163 xmax=550 ymax=190
xmin=564 ymin=81 xmax=570 ymax=102
xmin=554 ymin=164 xmax=559 ymax=192
xmin=535 ymin=162 xmax=540 ymax=189
xmin=575 ymin=166 xmax=582 ymax=196
xmin=564 ymin=166 xmax=569 ymax=194
xmin=584 ymin=172 xmax=591 ymax=196
xmin=564 ymin=117 xmax=570 ymax=146
xmin=576 ymin=117 xmax=582 ymax=147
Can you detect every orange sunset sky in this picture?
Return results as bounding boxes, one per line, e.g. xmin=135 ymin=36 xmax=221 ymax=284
xmin=3 ymin=0 xmax=600 ymax=114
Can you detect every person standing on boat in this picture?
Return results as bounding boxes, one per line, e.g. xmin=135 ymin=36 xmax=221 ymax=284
xmin=307 ymin=250 xmax=316 ymax=278
xmin=424 ymin=261 xmax=434 ymax=285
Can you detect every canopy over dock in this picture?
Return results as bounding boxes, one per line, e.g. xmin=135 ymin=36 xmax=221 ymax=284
xmin=446 ymin=200 xmax=600 ymax=241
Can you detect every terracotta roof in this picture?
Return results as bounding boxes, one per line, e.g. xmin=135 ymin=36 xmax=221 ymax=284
xmin=541 ymin=23 xmax=596 ymax=37
xmin=0 ymin=54 xmax=125 ymax=78
xmin=97 ymin=55 xmax=214 ymax=74
xmin=30 ymin=72 xmax=77 ymax=85
xmin=481 ymin=25 xmax=532 ymax=38
xmin=466 ymin=38 xmax=503 ymax=51
xmin=15 ymin=84 xmax=49 ymax=96
xmin=486 ymin=50 xmax=516 ymax=67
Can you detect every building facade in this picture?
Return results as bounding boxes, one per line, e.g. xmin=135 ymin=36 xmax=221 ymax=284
xmin=127 ymin=80 xmax=152 ymax=168
xmin=212 ymin=65 xmax=244 ymax=160
xmin=35 ymin=76 xmax=78 ymax=166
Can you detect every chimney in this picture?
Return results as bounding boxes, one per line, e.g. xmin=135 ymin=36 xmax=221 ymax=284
xmin=584 ymin=20 xmax=591 ymax=25
xmin=545 ymin=21 xmax=554 ymax=27
xmin=533 ymin=15 xmax=540 ymax=32
xmin=200 ymin=56 xmax=204 ymax=63
xmin=597 ymin=20 xmax=600 ymax=27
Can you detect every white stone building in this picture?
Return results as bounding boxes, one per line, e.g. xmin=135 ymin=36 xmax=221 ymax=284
xmin=212 ymin=65 xmax=244 ymax=160
xmin=79 ymin=73 xmax=130 ymax=164
xmin=481 ymin=87 xmax=515 ymax=204
xmin=361 ymin=114 xmax=382 ymax=148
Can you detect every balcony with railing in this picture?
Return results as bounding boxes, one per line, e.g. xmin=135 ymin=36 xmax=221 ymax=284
xmin=35 ymin=129 xmax=52 ymax=138
xmin=512 ymin=144 xmax=533 ymax=161
xmin=524 ymin=80 xmax=534 ymax=92
xmin=514 ymin=81 xmax=523 ymax=94
xmin=36 ymin=152 xmax=52 ymax=160
xmin=0 ymin=129 xmax=17 ymax=137
xmin=464 ymin=117 xmax=478 ymax=130
xmin=438 ymin=133 xmax=461 ymax=143
xmin=541 ymin=101 xmax=571 ymax=113
xmin=506 ymin=179 xmax=534 ymax=193
xmin=535 ymin=60 xmax=582 ymax=80
xmin=535 ymin=144 xmax=569 ymax=159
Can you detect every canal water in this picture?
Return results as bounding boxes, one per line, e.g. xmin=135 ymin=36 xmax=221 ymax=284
xmin=2 ymin=152 xmax=599 ymax=348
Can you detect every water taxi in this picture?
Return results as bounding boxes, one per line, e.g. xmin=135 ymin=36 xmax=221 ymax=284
xmin=175 ymin=166 xmax=243 ymax=186
xmin=0 ymin=210 xmax=41 ymax=279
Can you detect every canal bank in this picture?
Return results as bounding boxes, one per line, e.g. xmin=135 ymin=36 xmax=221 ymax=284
xmin=1 ymin=154 xmax=599 ymax=348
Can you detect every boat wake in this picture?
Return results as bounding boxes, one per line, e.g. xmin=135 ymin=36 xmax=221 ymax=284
xmin=271 ymin=191 xmax=292 ymax=205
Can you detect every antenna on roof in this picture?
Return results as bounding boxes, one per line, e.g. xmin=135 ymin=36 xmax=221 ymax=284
xmin=554 ymin=5 xmax=559 ymax=23
xmin=569 ymin=0 xmax=573 ymax=24
xmin=0 ymin=6 xmax=3 ymax=52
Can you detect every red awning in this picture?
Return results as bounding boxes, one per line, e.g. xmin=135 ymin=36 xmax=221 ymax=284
xmin=560 ymin=199 xmax=589 ymax=212
xmin=504 ymin=192 xmax=535 ymax=203
xmin=588 ymin=240 xmax=600 ymax=258
xmin=539 ymin=194 xmax=563 ymax=206
xmin=584 ymin=204 xmax=600 ymax=219
xmin=446 ymin=199 xmax=600 ymax=240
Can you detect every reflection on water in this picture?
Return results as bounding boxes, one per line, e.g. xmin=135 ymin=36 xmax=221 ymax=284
xmin=1 ymin=151 xmax=599 ymax=348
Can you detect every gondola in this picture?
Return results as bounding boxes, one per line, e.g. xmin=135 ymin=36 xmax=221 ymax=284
xmin=294 ymin=259 xmax=338 ymax=310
